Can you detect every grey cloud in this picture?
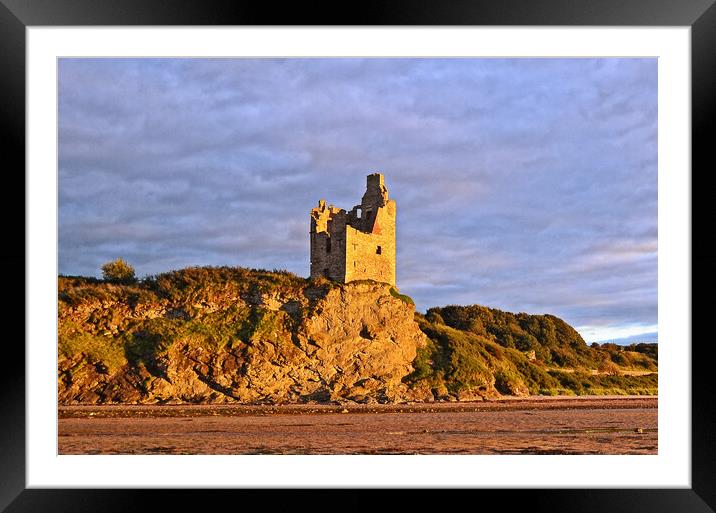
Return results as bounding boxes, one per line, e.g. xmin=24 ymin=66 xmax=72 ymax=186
xmin=59 ymin=58 xmax=657 ymax=339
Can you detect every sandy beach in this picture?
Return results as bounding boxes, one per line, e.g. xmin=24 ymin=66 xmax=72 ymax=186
xmin=58 ymin=396 xmax=657 ymax=455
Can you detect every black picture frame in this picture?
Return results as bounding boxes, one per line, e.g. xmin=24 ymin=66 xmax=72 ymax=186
xmin=2 ymin=1 xmax=714 ymax=511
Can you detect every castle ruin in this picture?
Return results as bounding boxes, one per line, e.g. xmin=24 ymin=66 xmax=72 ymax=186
xmin=310 ymin=173 xmax=396 ymax=286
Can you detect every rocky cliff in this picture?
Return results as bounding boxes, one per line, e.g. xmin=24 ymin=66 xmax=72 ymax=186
xmin=59 ymin=268 xmax=427 ymax=404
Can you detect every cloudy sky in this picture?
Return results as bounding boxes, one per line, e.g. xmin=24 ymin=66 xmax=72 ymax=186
xmin=58 ymin=58 xmax=657 ymax=343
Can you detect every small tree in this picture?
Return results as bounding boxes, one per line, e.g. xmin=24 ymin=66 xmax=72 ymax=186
xmin=101 ymin=258 xmax=136 ymax=284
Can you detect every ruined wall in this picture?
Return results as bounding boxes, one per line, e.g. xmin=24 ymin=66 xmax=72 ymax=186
xmin=309 ymin=200 xmax=346 ymax=281
xmin=310 ymin=173 xmax=396 ymax=286
xmin=344 ymin=200 xmax=396 ymax=286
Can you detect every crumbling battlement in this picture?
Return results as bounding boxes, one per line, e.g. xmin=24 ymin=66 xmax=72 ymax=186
xmin=310 ymin=173 xmax=396 ymax=286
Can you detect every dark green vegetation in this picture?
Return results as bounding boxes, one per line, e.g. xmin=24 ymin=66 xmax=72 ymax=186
xmin=593 ymin=341 xmax=659 ymax=362
xmin=59 ymin=267 xmax=315 ymax=372
xmin=101 ymin=257 xmax=136 ymax=284
xmin=403 ymin=305 xmax=657 ymax=397
xmin=59 ymin=267 xmax=657 ymax=400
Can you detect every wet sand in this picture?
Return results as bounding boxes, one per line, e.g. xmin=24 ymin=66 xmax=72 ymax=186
xmin=58 ymin=396 xmax=657 ymax=455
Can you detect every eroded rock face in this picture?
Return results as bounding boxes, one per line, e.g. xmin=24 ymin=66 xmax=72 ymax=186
xmin=58 ymin=279 xmax=427 ymax=405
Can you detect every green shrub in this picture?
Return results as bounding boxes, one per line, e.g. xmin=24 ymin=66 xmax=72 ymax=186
xmin=512 ymin=357 xmax=559 ymax=393
xmin=493 ymin=369 xmax=524 ymax=395
xmin=124 ymin=317 xmax=181 ymax=363
xmin=425 ymin=309 xmax=445 ymax=324
xmin=101 ymin=258 xmax=136 ymax=284
xmin=59 ymin=331 xmax=127 ymax=373
xmin=549 ymin=371 xmax=585 ymax=395
xmin=408 ymin=340 xmax=438 ymax=381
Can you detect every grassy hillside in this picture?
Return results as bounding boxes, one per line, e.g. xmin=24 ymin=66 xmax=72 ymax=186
xmin=403 ymin=305 xmax=657 ymax=398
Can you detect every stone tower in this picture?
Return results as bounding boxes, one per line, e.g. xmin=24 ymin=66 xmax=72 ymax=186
xmin=310 ymin=173 xmax=396 ymax=286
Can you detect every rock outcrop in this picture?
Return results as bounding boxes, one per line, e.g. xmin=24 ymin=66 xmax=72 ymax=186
xmin=58 ymin=269 xmax=427 ymax=405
